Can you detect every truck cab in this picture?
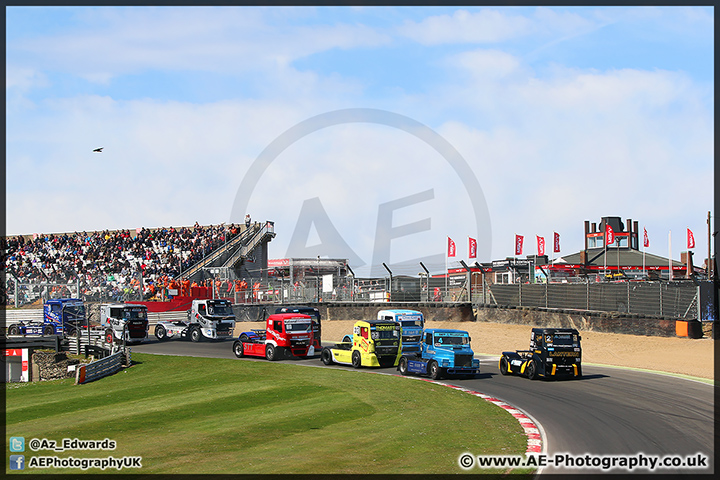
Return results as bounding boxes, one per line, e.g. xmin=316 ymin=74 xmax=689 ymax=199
xmin=44 ymin=298 xmax=87 ymax=336
xmin=398 ymin=328 xmax=479 ymax=380
xmin=100 ymin=303 xmax=149 ymax=344
xmin=499 ymin=328 xmax=582 ymax=380
xmin=321 ymin=320 xmax=402 ymax=368
xmin=188 ymin=299 xmax=236 ymax=341
xmin=154 ymin=299 xmax=236 ymax=342
xmin=275 ymin=306 xmax=322 ymax=352
xmin=376 ymin=309 xmax=424 ymax=353
xmin=233 ymin=313 xmax=315 ymax=360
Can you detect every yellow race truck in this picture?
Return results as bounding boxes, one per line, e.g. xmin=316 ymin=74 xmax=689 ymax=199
xmin=320 ymin=319 xmax=402 ymax=368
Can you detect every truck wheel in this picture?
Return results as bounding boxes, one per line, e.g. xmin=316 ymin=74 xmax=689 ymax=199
xmin=499 ymin=356 xmax=510 ymax=376
xmin=351 ymin=350 xmax=362 ymax=368
xmin=429 ymin=360 xmax=443 ymax=380
xmin=43 ymin=325 xmax=54 ymax=336
xmin=398 ymin=356 xmax=409 ymax=375
xmin=320 ymin=348 xmax=334 ymax=365
xmin=155 ymin=325 xmax=167 ymax=341
xmin=240 ymin=333 xmax=250 ymax=342
xmin=190 ymin=327 xmax=201 ymax=342
xmin=342 ymin=335 xmax=352 ymax=343
xmin=265 ymin=344 xmax=277 ymax=361
xmin=105 ymin=330 xmax=114 ymax=344
xmin=66 ymin=327 xmax=77 ymax=337
xmin=8 ymin=325 xmax=20 ymax=336
xmin=527 ymin=359 xmax=538 ymax=380
xmin=233 ymin=341 xmax=244 ymax=358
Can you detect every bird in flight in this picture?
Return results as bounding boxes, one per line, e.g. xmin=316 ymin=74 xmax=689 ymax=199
xmin=93 ymin=147 xmax=103 ymax=153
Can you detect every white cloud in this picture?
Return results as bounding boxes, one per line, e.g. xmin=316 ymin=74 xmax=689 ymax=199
xmin=446 ymin=49 xmax=523 ymax=81
xmin=398 ymin=9 xmax=532 ymax=45
xmin=9 ymin=7 xmax=391 ymax=83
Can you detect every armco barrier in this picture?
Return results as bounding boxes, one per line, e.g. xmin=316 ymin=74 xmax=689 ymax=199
xmin=75 ymin=351 xmax=125 ymax=385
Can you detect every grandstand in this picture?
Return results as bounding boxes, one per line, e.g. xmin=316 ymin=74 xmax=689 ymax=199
xmin=2 ymin=221 xmax=275 ymax=306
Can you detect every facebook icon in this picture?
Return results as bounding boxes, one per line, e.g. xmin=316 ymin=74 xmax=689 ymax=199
xmin=10 ymin=455 xmax=25 ymax=470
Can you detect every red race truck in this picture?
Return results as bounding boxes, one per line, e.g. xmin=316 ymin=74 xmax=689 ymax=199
xmin=232 ymin=313 xmax=315 ymax=361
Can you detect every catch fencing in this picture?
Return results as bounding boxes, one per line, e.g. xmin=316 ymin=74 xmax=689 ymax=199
xmin=475 ymin=281 xmax=700 ymax=319
xmin=5 ymin=274 xmax=703 ymax=320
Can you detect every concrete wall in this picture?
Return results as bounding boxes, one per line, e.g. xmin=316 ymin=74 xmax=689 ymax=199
xmin=234 ymin=302 xmax=679 ymax=337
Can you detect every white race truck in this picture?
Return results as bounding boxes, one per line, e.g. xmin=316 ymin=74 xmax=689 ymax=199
xmin=154 ymin=299 xmax=236 ymax=342
xmin=100 ymin=303 xmax=150 ymax=344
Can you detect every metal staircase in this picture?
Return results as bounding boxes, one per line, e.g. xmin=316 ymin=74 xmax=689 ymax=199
xmin=178 ymin=222 xmax=274 ymax=281
xmin=222 ymin=222 xmax=275 ymax=268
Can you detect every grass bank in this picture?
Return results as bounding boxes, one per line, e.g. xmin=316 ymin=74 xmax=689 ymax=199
xmin=6 ymin=353 xmax=531 ymax=475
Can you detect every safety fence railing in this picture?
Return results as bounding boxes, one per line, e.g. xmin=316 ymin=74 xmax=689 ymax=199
xmin=75 ymin=349 xmax=130 ymax=385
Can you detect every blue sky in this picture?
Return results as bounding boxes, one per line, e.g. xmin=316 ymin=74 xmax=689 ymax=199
xmin=6 ymin=6 xmax=714 ymax=276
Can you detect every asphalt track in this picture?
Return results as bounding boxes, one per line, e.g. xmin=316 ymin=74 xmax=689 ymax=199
xmin=131 ymin=337 xmax=714 ymax=475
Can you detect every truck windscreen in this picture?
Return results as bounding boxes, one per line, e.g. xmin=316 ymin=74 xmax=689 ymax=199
xmin=65 ymin=305 xmax=85 ymax=319
xmin=285 ymin=320 xmax=312 ymax=332
xmin=208 ymin=304 xmax=234 ymax=315
xmin=434 ymin=335 xmax=468 ymax=346
xmin=400 ymin=319 xmax=422 ymax=327
xmin=372 ymin=329 xmax=398 ymax=340
xmin=552 ymin=334 xmax=575 ymax=346
xmin=124 ymin=310 xmax=147 ymax=320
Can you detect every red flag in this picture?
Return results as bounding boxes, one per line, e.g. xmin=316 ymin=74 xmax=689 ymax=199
xmin=553 ymin=232 xmax=560 ymax=253
xmin=515 ymin=235 xmax=524 ymax=255
xmin=687 ymin=228 xmax=695 ymax=249
xmin=447 ymin=237 xmax=456 ymax=257
xmin=643 ymin=227 xmax=649 ymax=248
xmin=468 ymin=237 xmax=477 ymax=259
xmin=605 ymin=224 xmax=615 ymax=246
xmin=537 ymin=236 xmax=545 ymax=256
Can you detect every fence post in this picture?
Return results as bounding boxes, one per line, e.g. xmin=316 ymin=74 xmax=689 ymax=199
xmin=586 ymin=281 xmax=590 ymax=310
xmin=75 ymin=326 xmax=81 ymax=355
xmin=627 ymin=282 xmax=631 ymax=314
xmin=519 ymin=282 xmax=522 ymax=306
xmin=659 ymin=283 xmax=663 ymax=316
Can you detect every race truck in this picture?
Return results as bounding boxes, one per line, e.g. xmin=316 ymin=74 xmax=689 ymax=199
xmin=154 ymin=299 xmax=236 ymax=342
xmin=44 ymin=298 xmax=88 ymax=336
xmin=376 ymin=309 xmax=424 ymax=353
xmin=275 ymin=305 xmax=322 ymax=352
xmin=6 ymin=298 xmax=87 ymax=337
xmin=321 ymin=319 xmax=402 ymax=368
xmin=232 ymin=313 xmax=315 ymax=360
xmin=100 ymin=303 xmax=150 ymax=344
xmin=499 ymin=328 xmax=582 ymax=380
xmin=397 ymin=328 xmax=480 ymax=380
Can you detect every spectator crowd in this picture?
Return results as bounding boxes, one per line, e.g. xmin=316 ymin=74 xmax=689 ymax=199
xmin=2 ymin=223 xmax=247 ymax=304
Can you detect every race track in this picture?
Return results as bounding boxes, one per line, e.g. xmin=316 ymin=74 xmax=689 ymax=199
xmin=131 ymin=338 xmax=714 ymax=475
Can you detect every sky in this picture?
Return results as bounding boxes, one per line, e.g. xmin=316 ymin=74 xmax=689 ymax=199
xmin=5 ymin=6 xmax=714 ymax=277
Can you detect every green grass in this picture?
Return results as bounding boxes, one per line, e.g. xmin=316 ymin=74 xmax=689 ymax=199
xmin=6 ymin=353 xmax=532 ymax=475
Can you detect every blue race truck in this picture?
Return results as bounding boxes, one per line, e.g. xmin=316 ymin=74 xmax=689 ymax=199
xmin=44 ymin=298 xmax=88 ymax=336
xmin=397 ymin=328 xmax=479 ymax=380
xmin=6 ymin=298 xmax=86 ymax=337
xmin=376 ymin=309 xmax=424 ymax=354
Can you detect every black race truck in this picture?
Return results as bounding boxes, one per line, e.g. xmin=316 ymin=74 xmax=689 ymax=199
xmin=499 ymin=328 xmax=582 ymax=380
